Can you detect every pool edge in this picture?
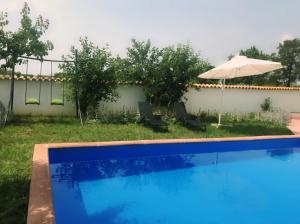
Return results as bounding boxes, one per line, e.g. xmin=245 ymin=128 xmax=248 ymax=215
xmin=27 ymin=144 xmax=54 ymax=224
xmin=27 ymin=134 xmax=300 ymax=224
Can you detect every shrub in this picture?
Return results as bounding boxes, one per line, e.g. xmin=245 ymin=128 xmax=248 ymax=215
xmin=258 ymin=110 xmax=289 ymax=126
xmin=197 ymin=110 xmax=289 ymax=126
xmin=261 ymin=97 xmax=272 ymax=112
xmin=96 ymin=109 xmax=138 ymax=124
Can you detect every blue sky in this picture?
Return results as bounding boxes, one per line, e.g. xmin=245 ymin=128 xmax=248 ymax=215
xmin=2 ymin=0 xmax=300 ymax=66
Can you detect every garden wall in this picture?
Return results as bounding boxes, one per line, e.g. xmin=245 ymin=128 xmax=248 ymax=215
xmin=0 ymin=79 xmax=300 ymax=116
xmin=184 ymin=87 xmax=300 ymax=114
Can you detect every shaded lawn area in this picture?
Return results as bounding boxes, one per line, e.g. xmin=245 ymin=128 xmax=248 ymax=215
xmin=0 ymin=116 xmax=293 ymax=224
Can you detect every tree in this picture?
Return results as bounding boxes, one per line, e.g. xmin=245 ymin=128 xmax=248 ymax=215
xmin=0 ymin=12 xmax=8 ymax=61
xmin=0 ymin=3 xmax=53 ymax=112
xmin=61 ymin=37 xmax=118 ymax=117
xmin=155 ymin=44 xmax=211 ymax=106
xmin=240 ymin=46 xmax=275 ymax=60
xmin=121 ymin=39 xmax=162 ymax=105
xmin=123 ymin=39 xmax=211 ymax=107
xmin=123 ymin=39 xmax=161 ymax=82
xmin=278 ymin=39 xmax=300 ymax=87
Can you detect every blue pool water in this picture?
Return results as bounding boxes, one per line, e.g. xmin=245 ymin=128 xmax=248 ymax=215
xmin=49 ymin=138 xmax=300 ymax=224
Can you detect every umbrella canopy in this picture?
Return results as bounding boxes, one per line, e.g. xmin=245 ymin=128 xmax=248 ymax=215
xmin=198 ymin=55 xmax=283 ymax=127
xmin=199 ymin=55 xmax=283 ymax=79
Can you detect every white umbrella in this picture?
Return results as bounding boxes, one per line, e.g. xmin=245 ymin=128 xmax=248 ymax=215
xmin=199 ymin=55 xmax=283 ymax=127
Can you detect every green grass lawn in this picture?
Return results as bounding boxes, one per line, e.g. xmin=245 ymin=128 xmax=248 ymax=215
xmin=0 ymin=116 xmax=293 ymax=224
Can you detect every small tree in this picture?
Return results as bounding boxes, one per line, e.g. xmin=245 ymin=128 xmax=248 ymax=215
xmin=261 ymin=97 xmax=272 ymax=112
xmin=278 ymin=39 xmax=300 ymax=87
xmin=0 ymin=3 xmax=53 ymax=112
xmin=61 ymin=37 xmax=118 ymax=117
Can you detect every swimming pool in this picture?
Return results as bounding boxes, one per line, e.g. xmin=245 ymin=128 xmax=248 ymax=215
xmin=28 ymin=136 xmax=300 ymax=224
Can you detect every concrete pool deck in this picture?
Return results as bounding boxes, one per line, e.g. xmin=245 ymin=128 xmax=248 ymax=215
xmin=27 ymin=135 xmax=300 ymax=224
xmin=288 ymin=113 xmax=300 ymax=134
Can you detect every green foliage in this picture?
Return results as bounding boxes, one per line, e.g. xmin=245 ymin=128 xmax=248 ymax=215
xmin=0 ymin=2 xmax=53 ymax=69
xmin=260 ymin=97 xmax=272 ymax=112
xmin=240 ymin=46 xmax=276 ymax=60
xmin=122 ymin=39 xmax=211 ymax=107
xmin=112 ymin=56 xmax=128 ymax=81
xmin=61 ymin=37 xmax=118 ymax=116
xmin=199 ymin=109 xmax=289 ymax=126
xmin=122 ymin=39 xmax=161 ymax=84
xmin=278 ymin=39 xmax=300 ymax=87
xmin=0 ymin=12 xmax=8 ymax=61
xmin=156 ymin=45 xmax=211 ymax=106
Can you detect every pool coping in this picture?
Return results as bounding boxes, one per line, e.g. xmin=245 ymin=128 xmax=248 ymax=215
xmin=27 ymin=134 xmax=300 ymax=224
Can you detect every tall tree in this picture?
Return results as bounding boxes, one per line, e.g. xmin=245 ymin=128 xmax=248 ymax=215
xmin=124 ymin=39 xmax=161 ymax=83
xmin=123 ymin=39 xmax=211 ymax=107
xmin=156 ymin=44 xmax=211 ymax=106
xmin=61 ymin=37 xmax=118 ymax=118
xmin=278 ymin=39 xmax=300 ymax=87
xmin=122 ymin=39 xmax=162 ymax=103
xmin=0 ymin=3 xmax=53 ymax=112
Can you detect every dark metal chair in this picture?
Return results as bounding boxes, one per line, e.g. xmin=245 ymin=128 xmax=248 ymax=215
xmin=174 ymin=102 xmax=206 ymax=131
xmin=138 ymin=102 xmax=168 ymax=130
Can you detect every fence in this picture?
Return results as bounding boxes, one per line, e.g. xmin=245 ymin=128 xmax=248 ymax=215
xmin=0 ymin=78 xmax=300 ymax=116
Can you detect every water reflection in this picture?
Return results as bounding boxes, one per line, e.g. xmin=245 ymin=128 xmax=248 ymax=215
xmin=51 ymin=154 xmax=195 ymax=184
xmin=51 ymin=148 xmax=300 ymax=185
xmin=267 ymin=148 xmax=294 ymax=161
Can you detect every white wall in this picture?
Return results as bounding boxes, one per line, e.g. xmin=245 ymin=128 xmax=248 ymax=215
xmin=0 ymin=79 xmax=300 ymax=116
xmin=99 ymin=85 xmax=146 ymax=112
xmin=184 ymin=88 xmax=300 ymax=114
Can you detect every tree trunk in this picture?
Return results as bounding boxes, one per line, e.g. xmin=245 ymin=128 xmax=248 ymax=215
xmin=286 ymin=64 xmax=292 ymax=87
xmin=9 ymin=65 xmax=15 ymax=114
xmin=75 ymin=50 xmax=79 ymax=118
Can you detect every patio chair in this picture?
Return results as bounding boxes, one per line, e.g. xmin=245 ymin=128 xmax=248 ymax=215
xmin=138 ymin=102 xmax=168 ymax=130
xmin=174 ymin=102 xmax=206 ymax=131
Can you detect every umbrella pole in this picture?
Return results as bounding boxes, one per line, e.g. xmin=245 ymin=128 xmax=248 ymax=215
xmin=218 ymin=79 xmax=225 ymax=128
